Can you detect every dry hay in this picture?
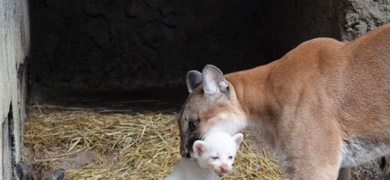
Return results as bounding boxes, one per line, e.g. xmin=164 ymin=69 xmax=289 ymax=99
xmin=23 ymin=106 xmax=283 ymax=180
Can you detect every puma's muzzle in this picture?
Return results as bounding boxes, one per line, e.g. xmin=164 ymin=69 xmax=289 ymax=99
xmin=180 ymin=132 xmax=201 ymax=158
xmin=180 ymin=144 xmax=191 ymax=158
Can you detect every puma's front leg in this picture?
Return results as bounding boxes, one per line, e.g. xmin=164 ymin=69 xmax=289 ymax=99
xmin=278 ymin=141 xmax=342 ymax=180
xmin=277 ymin=122 xmax=343 ymax=180
xmin=281 ymin=157 xmax=341 ymax=180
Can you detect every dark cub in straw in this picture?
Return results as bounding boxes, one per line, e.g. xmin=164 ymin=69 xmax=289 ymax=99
xmin=16 ymin=161 xmax=66 ymax=180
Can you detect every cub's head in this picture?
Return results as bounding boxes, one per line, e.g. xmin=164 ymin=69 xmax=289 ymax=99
xmin=178 ymin=65 xmax=247 ymax=158
xmin=192 ymin=131 xmax=244 ymax=175
xmin=16 ymin=162 xmax=66 ymax=180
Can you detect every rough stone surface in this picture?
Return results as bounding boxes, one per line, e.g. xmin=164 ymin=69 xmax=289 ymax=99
xmin=0 ymin=0 xmax=29 ymax=179
xmin=341 ymin=0 xmax=390 ymax=41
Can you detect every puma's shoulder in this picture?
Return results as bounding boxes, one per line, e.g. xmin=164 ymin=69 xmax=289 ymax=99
xmin=294 ymin=37 xmax=345 ymax=55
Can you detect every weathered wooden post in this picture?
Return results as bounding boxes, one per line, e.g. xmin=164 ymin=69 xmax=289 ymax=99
xmin=0 ymin=0 xmax=30 ymax=179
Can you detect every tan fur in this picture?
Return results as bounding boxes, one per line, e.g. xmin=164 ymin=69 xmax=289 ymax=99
xmin=179 ymin=23 xmax=390 ymax=180
xmin=16 ymin=162 xmax=66 ymax=180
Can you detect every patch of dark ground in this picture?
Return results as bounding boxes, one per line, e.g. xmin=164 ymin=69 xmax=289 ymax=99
xmin=29 ymin=86 xmax=188 ymax=114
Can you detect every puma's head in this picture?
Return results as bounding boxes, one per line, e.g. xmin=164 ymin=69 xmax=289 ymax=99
xmin=178 ymin=65 xmax=247 ymax=158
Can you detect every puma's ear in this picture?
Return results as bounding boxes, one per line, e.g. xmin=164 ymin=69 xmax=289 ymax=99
xmin=16 ymin=162 xmax=29 ymax=179
xmin=186 ymin=70 xmax=202 ymax=93
xmin=53 ymin=169 xmax=66 ymax=180
xmin=193 ymin=140 xmax=207 ymax=158
xmin=202 ymin=65 xmax=229 ymax=95
xmin=232 ymin=133 xmax=244 ymax=149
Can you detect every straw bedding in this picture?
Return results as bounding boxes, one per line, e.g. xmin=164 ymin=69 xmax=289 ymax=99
xmin=23 ymin=106 xmax=283 ymax=180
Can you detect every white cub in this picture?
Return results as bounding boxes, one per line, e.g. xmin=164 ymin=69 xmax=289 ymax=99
xmin=165 ymin=131 xmax=244 ymax=180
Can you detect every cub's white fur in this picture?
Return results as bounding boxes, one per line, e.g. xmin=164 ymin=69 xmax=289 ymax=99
xmin=165 ymin=131 xmax=243 ymax=180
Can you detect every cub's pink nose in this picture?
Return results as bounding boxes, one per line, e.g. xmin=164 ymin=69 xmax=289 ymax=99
xmin=220 ymin=164 xmax=230 ymax=174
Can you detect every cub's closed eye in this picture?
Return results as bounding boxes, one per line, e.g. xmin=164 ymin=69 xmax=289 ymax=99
xmin=228 ymin=156 xmax=233 ymax=160
xmin=211 ymin=156 xmax=219 ymax=160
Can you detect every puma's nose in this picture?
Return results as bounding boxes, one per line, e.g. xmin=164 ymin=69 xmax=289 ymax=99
xmin=180 ymin=146 xmax=191 ymax=158
xmin=184 ymin=152 xmax=191 ymax=158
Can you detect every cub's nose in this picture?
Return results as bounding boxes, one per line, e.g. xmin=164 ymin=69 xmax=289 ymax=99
xmin=219 ymin=164 xmax=231 ymax=174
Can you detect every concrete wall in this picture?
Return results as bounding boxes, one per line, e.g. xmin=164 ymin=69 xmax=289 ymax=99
xmin=0 ymin=0 xmax=29 ymax=179
xmin=28 ymin=0 xmax=271 ymax=90
xmin=28 ymin=0 xmax=345 ymax=91
xmin=263 ymin=0 xmax=344 ymax=59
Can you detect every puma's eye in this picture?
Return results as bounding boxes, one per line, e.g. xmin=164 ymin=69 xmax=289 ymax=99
xmin=189 ymin=120 xmax=198 ymax=132
xmin=211 ymin=156 xmax=219 ymax=160
xmin=228 ymin=156 xmax=233 ymax=160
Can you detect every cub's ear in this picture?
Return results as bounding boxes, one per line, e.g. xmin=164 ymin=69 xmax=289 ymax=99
xmin=53 ymin=169 xmax=66 ymax=180
xmin=193 ymin=140 xmax=207 ymax=158
xmin=186 ymin=70 xmax=202 ymax=93
xmin=202 ymin=65 xmax=229 ymax=95
xmin=232 ymin=133 xmax=244 ymax=149
xmin=16 ymin=162 xmax=29 ymax=179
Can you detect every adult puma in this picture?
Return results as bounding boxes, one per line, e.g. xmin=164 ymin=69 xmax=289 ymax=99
xmin=178 ymin=22 xmax=390 ymax=180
